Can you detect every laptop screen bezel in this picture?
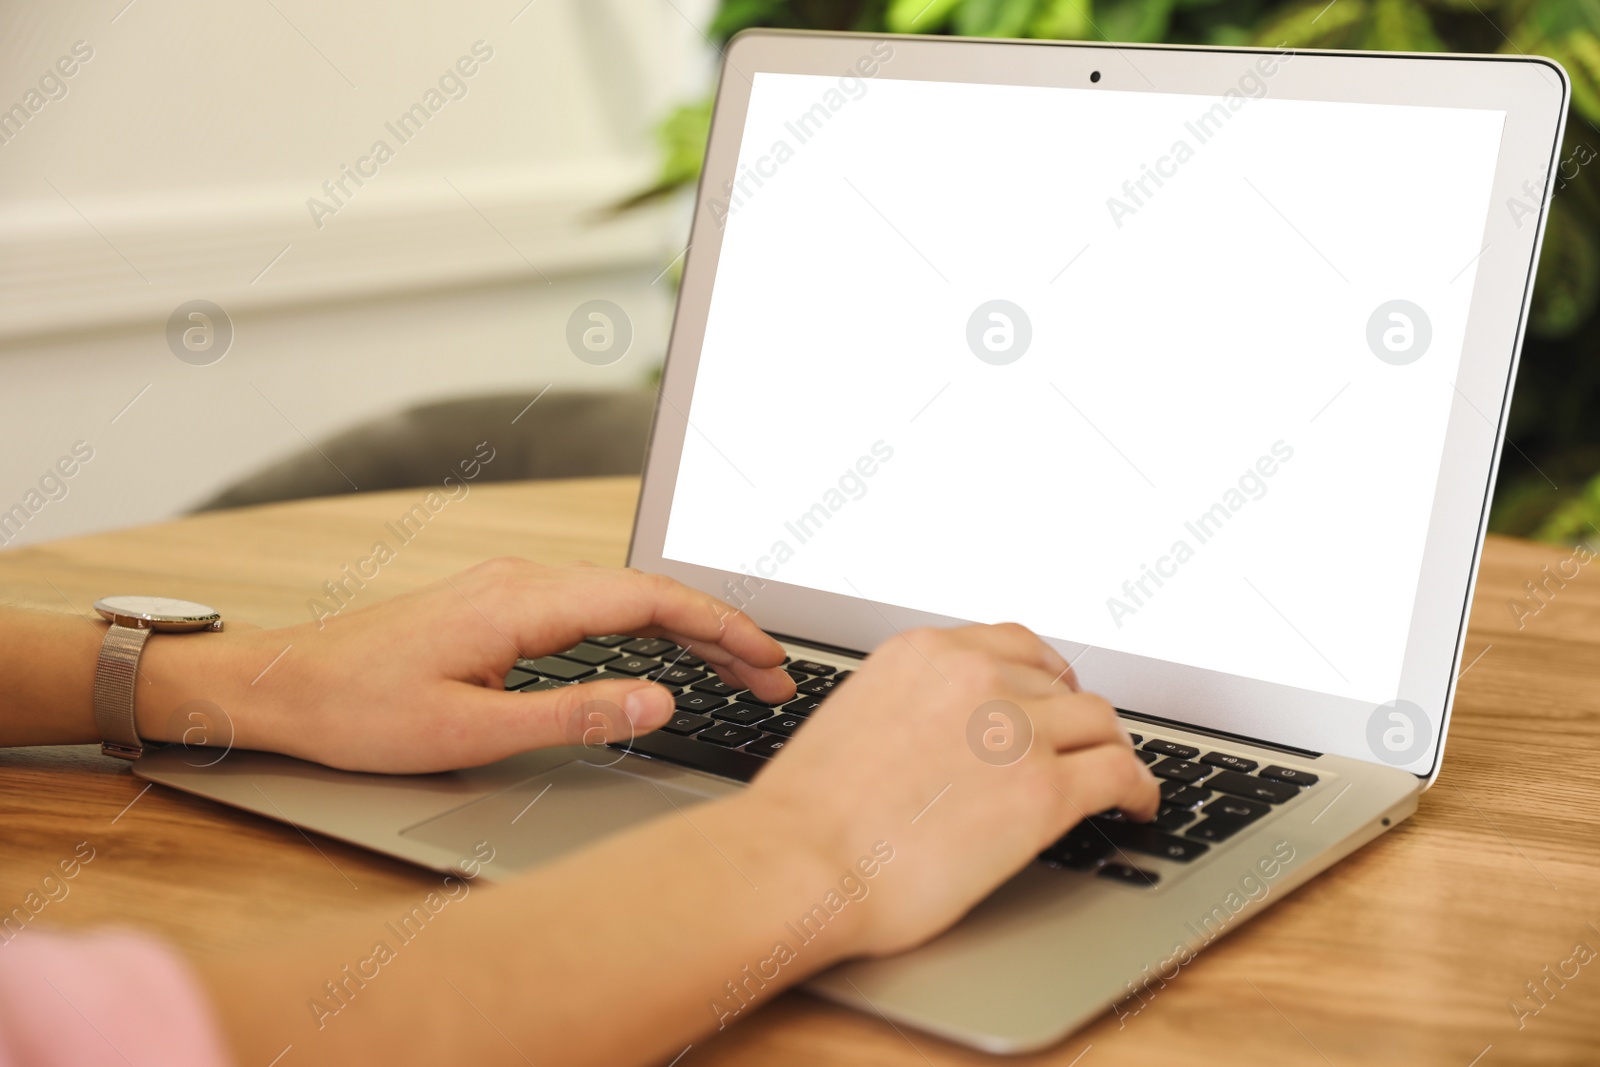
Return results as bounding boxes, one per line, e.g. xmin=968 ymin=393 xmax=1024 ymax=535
xmin=626 ymin=30 xmax=1569 ymax=783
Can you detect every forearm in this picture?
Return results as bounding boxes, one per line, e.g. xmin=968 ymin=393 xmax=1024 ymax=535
xmin=0 ymin=607 xmax=104 ymax=745
xmin=0 ymin=605 xmax=254 ymax=748
xmin=196 ymin=793 xmax=873 ymax=1067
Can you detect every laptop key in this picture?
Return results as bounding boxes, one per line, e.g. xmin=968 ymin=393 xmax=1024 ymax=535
xmin=797 ymin=676 xmax=841 ymax=696
xmin=1260 ymin=765 xmax=1319 ymax=787
xmin=1150 ymin=758 xmax=1210 ymax=784
xmin=556 ymin=643 xmax=622 ymax=666
xmin=782 ymin=698 xmax=825 ymax=716
xmin=760 ymin=714 xmax=807 ymax=737
xmin=654 ymin=665 xmax=706 ymax=687
xmin=622 ymin=638 xmax=677 ymax=657
xmin=1201 ymin=752 xmax=1259 ymax=774
xmin=788 ymin=660 xmax=836 ymax=677
xmin=691 ymin=678 xmax=743 ymax=696
xmin=698 ymin=723 xmax=762 ymax=747
xmin=744 ymin=735 xmax=789 ymax=759
xmin=1186 ymin=815 xmax=1255 ymax=843
xmin=1098 ymin=821 xmax=1210 ymax=862
xmin=1203 ymin=795 xmax=1271 ymax=822
xmin=1152 ymin=804 xmax=1198 ymax=832
xmin=712 ymin=702 xmax=774 ymax=727
xmin=1127 ymin=733 xmax=1144 ymax=746
xmin=660 ymin=712 xmax=714 ymax=736
xmin=589 ymin=634 xmax=632 ymax=647
xmin=504 ymin=667 xmax=539 ymax=690
xmin=528 ymin=656 xmax=596 ymax=681
xmin=1137 ymin=750 xmax=1160 ymax=765
xmin=1098 ymin=863 xmax=1160 ymax=887
xmin=606 ymin=655 xmax=663 ymax=677
xmin=1160 ymin=783 xmax=1212 ymax=806
xmin=674 ymin=691 xmax=725 ymax=714
xmin=1143 ymin=739 xmax=1200 ymax=760
xmin=1042 ymin=830 xmax=1113 ymax=870
xmin=1207 ymin=771 xmax=1299 ymax=805
xmin=784 ymin=668 xmax=810 ymax=684
xmin=622 ymin=730 xmax=766 ymax=782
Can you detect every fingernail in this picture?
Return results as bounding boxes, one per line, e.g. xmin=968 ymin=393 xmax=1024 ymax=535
xmin=624 ymin=686 xmax=672 ymax=728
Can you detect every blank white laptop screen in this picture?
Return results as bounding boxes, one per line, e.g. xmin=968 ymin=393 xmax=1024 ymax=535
xmin=662 ymin=71 xmax=1507 ymax=708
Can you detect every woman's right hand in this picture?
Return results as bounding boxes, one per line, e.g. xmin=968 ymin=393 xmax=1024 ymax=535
xmin=746 ymin=622 xmax=1159 ymax=958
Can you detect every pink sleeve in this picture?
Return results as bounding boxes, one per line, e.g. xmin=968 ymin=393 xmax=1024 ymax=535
xmin=0 ymin=929 xmax=233 ymax=1067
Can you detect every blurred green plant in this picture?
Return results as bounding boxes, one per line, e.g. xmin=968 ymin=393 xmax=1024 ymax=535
xmin=640 ymin=0 xmax=1600 ymax=546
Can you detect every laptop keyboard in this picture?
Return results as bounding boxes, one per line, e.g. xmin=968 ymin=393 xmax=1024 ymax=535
xmin=1040 ymin=731 xmax=1319 ymax=888
xmin=506 ymin=638 xmax=1322 ymax=889
xmin=503 ymin=637 xmax=849 ymax=783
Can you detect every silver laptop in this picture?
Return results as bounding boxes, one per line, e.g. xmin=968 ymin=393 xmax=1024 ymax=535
xmin=138 ymin=31 xmax=1568 ymax=1053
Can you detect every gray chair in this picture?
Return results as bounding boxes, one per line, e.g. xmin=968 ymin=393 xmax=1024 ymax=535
xmin=196 ymin=389 xmax=657 ymax=511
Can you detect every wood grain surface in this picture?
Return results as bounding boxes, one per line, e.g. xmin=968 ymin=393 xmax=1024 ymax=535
xmin=1 ymin=478 xmax=1596 ymax=1065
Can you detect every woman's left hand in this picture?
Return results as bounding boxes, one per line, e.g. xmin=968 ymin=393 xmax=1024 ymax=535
xmin=133 ymin=558 xmax=795 ymax=772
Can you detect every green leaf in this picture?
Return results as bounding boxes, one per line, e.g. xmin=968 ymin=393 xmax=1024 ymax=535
xmin=955 ymin=0 xmax=1042 ymax=37
xmin=1031 ymin=0 xmax=1096 ymax=38
xmin=887 ymin=0 xmax=964 ymax=32
xmin=1531 ymin=469 xmax=1600 ymax=544
xmin=1093 ymin=0 xmax=1175 ymax=41
xmin=1251 ymin=0 xmax=1368 ymax=49
xmin=1526 ymin=0 xmax=1600 ymax=41
xmin=1358 ymin=0 xmax=1444 ymax=50
xmin=708 ymin=0 xmax=795 ymax=39
xmin=1206 ymin=23 xmax=1256 ymax=44
xmin=1560 ymin=30 xmax=1600 ymax=125
xmin=658 ymin=97 xmax=713 ymax=189
xmin=1530 ymin=198 xmax=1600 ymax=337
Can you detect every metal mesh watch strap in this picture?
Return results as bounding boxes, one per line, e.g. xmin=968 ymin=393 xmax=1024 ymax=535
xmin=93 ymin=622 xmax=151 ymax=759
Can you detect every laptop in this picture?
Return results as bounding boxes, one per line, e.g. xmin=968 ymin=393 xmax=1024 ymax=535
xmin=137 ymin=30 xmax=1568 ymax=1053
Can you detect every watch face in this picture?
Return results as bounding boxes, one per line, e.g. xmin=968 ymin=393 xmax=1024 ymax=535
xmin=95 ymin=596 xmax=221 ymax=630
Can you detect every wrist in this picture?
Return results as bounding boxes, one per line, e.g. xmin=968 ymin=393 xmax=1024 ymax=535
xmin=709 ymin=789 xmax=880 ymax=967
xmin=132 ymin=628 xmax=261 ymax=751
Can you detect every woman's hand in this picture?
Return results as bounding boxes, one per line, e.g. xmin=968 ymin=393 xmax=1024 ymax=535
xmin=133 ymin=558 xmax=795 ymax=773
xmin=169 ymin=596 xmax=1159 ymax=1067
xmin=743 ymin=622 xmax=1159 ymax=958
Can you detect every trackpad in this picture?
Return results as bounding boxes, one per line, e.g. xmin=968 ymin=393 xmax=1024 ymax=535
xmin=400 ymin=760 xmax=712 ymax=874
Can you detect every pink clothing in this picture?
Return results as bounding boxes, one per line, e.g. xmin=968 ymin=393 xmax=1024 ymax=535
xmin=0 ymin=929 xmax=232 ymax=1067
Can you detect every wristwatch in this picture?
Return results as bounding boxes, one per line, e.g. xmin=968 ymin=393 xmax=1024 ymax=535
xmin=92 ymin=595 xmax=223 ymax=760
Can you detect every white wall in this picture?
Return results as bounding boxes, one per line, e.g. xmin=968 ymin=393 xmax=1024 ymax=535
xmin=0 ymin=0 xmax=713 ymax=547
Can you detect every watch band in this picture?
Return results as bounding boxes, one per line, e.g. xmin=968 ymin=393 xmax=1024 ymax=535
xmin=93 ymin=622 xmax=151 ymax=760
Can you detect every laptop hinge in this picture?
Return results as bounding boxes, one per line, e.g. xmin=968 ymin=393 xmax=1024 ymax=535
xmin=770 ymin=631 xmax=870 ymax=662
xmin=1115 ymin=708 xmax=1324 ymax=759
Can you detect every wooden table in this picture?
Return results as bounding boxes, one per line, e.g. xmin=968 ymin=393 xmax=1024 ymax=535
xmin=3 ymin=478 xmax=1598 ymax=1066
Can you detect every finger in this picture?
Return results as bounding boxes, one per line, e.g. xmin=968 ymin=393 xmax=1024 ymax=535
xmin=446 ymin=679 xmax=677 ymax=765
xmin=721 ymin=659 xmax=796 ymax=703
xmin=620 ymin=630 xmax=795 ymax=705
xmin=1031 ymin=692 xmax=1133 ymax=754
xmin=657 ymin=629 xmax=795 ymax=703
xmin=1050 ymin=743 xmax=1160 ymax=825
xmin=942 ymin=622 xmax=1075 ymax=684
xmin=1050 ymin=658 xmax=1081 ymax=693
xmin=514 ymin=569 xmax=786 ymax=674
